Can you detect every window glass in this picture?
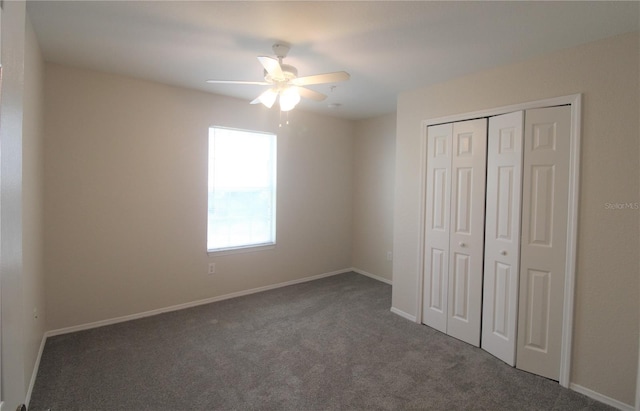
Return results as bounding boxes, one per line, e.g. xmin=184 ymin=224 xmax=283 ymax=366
xmin=207 ymin=127 xmax=276 ymax=252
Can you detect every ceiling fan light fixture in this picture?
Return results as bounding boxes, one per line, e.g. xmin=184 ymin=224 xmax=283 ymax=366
xmin=207 ymin=44 xmax=350 ymax=112
xmin=279 ymin=86 xmax=301 ymax=112
xmin=257 ymin=88 xmax=278 ymax=108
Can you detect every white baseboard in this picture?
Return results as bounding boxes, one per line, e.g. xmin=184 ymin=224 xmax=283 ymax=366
xmin=390 ymin=306 xmax=417 ymax=322
xmin=25 ymin=333 xmax=47 ymax=408
xmin=351 ymin=267 xmax=392 ymax=285
xmin=46 ymin=268 xmax=352 ymax=337
xmin=570 ymin=383 xmax=634 ymax=411
xmin=636 ymin=342 xmax=640 ymax=411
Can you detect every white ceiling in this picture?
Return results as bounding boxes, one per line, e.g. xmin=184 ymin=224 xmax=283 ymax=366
xmin=27 ymin=1 xmax=639 ymax=120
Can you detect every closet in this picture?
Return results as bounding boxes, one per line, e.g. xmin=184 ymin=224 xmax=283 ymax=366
xmin=422 ymin=105 xmax=572 ymax=382
xmin=423 ymin=118 xmax=487 ymax=347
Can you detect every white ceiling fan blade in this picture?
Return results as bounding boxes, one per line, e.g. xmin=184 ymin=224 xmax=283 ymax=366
xmin=293 ymin=71 xmax=350 ymax=86
xmin=297 ymin=86 xmax=327 ymax=102
xmin=250 ymin=88 xmax=278 ymax=108
xmin=206 ymin=80 xmax=269 ymax=85
xmin=257 ymin=56 xmax=284 ymax=81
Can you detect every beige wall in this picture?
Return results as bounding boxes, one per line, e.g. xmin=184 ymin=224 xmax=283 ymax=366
xmin=1 ymin=1 xmax=27 ymax=408
xmin=352 ymin=113 xmax=396 ymax=282
xmin=44 ymin=64 xmax=354 ymax=330
xmin=22 ymin=15 xmax=46 ymax=402
xmin=392 ymin=31 xmax=639 ymax=406
xmin=1 ymin=3 xmax=47 ymax=408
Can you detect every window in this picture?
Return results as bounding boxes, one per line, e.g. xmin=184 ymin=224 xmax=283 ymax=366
xmin=207 ymin=127 xmax=277 ymax=252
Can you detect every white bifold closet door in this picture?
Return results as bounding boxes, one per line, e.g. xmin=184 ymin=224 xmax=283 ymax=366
xmin=516 ymin=105 xmax=571 ymax=381
xmin=425 ymin=105 xmax=572 ymax=381
xmin=481 ymin=111 xmax=524 ymax=366
xmin=423 ymin=123 xmax=453 ymax=335
xmin=480 ymin=106 xmax=571 ymax=380
xmin=423 ymin=118 xmax=487 ymax=347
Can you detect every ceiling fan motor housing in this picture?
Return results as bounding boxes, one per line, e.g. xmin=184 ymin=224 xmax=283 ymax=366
xmin=272 ymin=43 xmax=290 ymax=59
xmin=264 ymin=64 xmax=297 ymax=84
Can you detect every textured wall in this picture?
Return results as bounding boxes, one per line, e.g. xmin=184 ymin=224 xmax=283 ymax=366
xmin=393 ymin=31 xmax=639 ymax=405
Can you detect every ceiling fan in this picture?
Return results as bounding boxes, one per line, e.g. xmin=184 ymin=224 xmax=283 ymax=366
xmin=206 ymin=43 xmax=350 ymax=112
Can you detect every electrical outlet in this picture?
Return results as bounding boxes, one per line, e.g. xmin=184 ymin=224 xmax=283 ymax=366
xmin=208 ymin=263 xmax=216 ymax=275
xmin=386 ymin=251 xmax=393 ymax=261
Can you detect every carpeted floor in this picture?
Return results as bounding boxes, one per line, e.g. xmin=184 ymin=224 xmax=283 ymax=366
xmin=29 ymin=272 xmax=615 ymax=410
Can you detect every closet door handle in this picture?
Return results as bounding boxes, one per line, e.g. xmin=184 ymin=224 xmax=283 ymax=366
xmin=459 ymin=242 xmax=466 ymax=247
xmin=500 ymin=250 xmax=507 ymax=255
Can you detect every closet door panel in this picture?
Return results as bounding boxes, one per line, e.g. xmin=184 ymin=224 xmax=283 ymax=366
xmin=481 ymin=111 xmax=524 ymax=366
xmin=517 ymin=105 xmax=571 ymax=381
xmin=447 ymin=118 xmax=487 ymax=347
xmin=422 ymin=123 xmax=453 ymax=333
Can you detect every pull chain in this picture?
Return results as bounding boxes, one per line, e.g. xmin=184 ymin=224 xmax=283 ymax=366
xmin=279 ymin=110 xmax=291 ymax=128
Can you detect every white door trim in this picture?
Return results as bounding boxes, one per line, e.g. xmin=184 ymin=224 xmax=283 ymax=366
xmin=416 ymin=93 xmax=581 ymax=388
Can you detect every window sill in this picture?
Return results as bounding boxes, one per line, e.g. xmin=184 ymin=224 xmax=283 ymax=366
xmin=207 ymin=243 xmax=276 ymax=257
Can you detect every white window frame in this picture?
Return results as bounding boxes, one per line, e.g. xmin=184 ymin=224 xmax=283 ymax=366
xmin=207 ymin=126 xmax=277 ymax=254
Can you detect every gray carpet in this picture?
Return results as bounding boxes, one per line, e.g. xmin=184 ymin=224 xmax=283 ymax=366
xmin=30 ymin=272 xmax=614 ymax=410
